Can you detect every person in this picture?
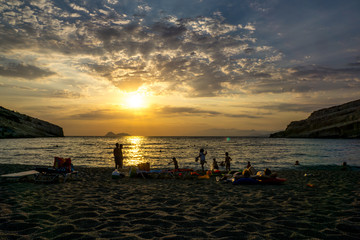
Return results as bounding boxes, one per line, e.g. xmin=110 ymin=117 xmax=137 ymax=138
xmin=169 ymin=157 xmax=179 ymax=170
xmin=246 ymin=161 xmax=251 ymax=168
xmin=212 ymin=158 xmax=219 ymax=170
xmin=264 ymin=168 xmax=272 ymax=176
xmin=341 ymin=161 xmax=348 ymax=171
xmin=246 ymin=161 xmax=256 ymax=175
xmin=196 ymin=149 xmax=207 ymax=172
xmin=113 ymin=143 xmax=123 ymax=169
xmin=225 ymin=152 xmax=232 ymax=171
xmin=295 ymin=160 xmax=300 ymax=165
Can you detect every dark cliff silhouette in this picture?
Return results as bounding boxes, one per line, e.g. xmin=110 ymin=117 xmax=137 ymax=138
xmin=270 ymin=99 xmax=360 ymax=138
xmin=0 ymin=106 xmax=64 ymax=138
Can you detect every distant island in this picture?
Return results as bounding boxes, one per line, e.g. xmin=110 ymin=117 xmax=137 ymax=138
xmin=270 ymin=99 xmax=360 ymax=138
xmin=0 ymin=106 xmax=64 ymax=138
xmin=105 ymin=132 xmax=131 ymax=137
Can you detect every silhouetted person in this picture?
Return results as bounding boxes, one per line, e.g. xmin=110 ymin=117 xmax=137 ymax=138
xmin=114 ymin=143 xmax=123 ymax=169
xmin=341 ymin=161 xmax=348 ymax=171
xmin=196 ymin=149 xmax=207 ymax=172
xmin=169 ymin=157 xmax=179 ymax=170
xmin=225 ymin=152 xmax=232 ymax=171
xmin=246 ymin=161 xmax=251 ymax=168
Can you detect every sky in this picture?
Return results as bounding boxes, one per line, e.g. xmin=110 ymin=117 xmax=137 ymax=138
xmin=0 ymin=0 xmax=360 ymax=136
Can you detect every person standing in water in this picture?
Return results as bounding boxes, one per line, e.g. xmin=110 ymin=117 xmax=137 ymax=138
xmin=114 ymin=143 xmax=123 ymax=169
xmin=225 ymin=152 xmax=232 ymax=171
xmin=169 ymin=157 xmax=179 ymax=170
xmin=196 ymin=149 xmax=207 ymax=172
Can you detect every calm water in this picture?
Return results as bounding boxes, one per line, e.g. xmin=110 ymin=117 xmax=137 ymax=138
xmin=1 ymin=136 xmax=359 ymax=170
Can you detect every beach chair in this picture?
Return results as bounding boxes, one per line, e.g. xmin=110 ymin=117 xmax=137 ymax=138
xmin=35 ymin=157 xmax=78 ymax=183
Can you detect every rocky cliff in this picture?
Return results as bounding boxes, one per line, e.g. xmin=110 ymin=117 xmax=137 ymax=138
xmin=270 ymin=99 xmax=360 ymax=138
xmin=0 ymin=106 xmax=64 ymax=138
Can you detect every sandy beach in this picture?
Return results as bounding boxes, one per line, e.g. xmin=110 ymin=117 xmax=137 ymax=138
xmin=1 ymin=164 xmax=360 ymax=239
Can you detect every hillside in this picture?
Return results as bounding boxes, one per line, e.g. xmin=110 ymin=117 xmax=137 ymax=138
xmin=270 ymin=99 xmax=360 ymax=138
xmin=0 ymin=106 xmax=64 ymax=138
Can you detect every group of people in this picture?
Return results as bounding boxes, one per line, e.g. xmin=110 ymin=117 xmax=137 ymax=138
xmin=194 ymin=149 xmax=233 ymax=172
xmin=113 ymin=143 xmax=233 ymax=172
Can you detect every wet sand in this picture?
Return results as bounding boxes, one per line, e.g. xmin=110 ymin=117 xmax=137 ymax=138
xmin=1 ymin=164 xmax=360 ymax=239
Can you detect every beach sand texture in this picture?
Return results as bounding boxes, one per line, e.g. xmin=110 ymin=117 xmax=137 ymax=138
xmin=1 ymin=164 xmax=360 ymax=239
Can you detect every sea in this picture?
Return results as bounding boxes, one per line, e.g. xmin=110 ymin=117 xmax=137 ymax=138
xmin=1 ymin=136 xmax=359 ymax=171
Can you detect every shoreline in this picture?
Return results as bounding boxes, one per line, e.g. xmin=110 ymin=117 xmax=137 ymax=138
xmin=1 ymin=164 xmax=360 ymax=239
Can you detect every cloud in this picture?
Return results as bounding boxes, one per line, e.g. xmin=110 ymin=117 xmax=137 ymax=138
xmin=259 ymin=103 xmax=322 ymax=113
xmin=157 ymin=106 xmax=261 ymax=119
xmin=0 ymin=1 xmax=274 ymax=96
xmin=0 ymin=83 xmax=81 ymax=99
xmin=69 ymin=109 xmax=124 ymax=120
xmin=291 ymin=65 xmax=360 ymax=79
xmin=157 ymin=106 xmax=221 ymax=116
xmin=0 ymin=62 xmax=55 ymax=80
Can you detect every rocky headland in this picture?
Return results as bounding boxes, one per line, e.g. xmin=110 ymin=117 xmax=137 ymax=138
xmin=270 ymin=99 xmax=360 ymax=138
xmin=105 ymin=131 xmax=130 ymax=137
xmin=0 ymin=106 xmax=64 ymax=138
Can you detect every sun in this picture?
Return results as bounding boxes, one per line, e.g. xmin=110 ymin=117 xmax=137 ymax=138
xmin=126 ymin=93 xmax=145 ymax=109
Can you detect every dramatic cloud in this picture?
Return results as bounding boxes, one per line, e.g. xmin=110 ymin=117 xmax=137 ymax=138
xmin=0 ymin=0 xmax=281 ymax=97
xmin=0 ymin=0 xmax=359 ymax=135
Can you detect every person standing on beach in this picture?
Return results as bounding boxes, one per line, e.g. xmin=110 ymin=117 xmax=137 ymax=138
xmin=196 ymin=149 xmax=207 ymax=172
xmin=225 ymin=152 xmax=232 ymax=171
xmin=114 ymin=143 xmax=123 ymax=169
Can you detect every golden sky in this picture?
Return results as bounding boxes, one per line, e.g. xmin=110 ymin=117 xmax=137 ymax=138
xmin=1 ymin=0 xmax=360 ymax=136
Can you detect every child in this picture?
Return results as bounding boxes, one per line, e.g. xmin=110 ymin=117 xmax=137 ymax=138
xmin=212 ymin=158 xmax=219 ymax=170
xmin=225 ymin=152 xmax=232 ymax=171
xmin=196 ymin=149 xmax=207 ymax=172
xmin=169 ymin=157 xmax=179 ymax=170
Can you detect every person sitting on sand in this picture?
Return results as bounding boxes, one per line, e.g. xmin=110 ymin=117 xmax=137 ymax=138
xmin=196 ymin=149 xmax=207 ymax=172
xmin=225 ymin=152 xmax=232 ymax=171
xmin=169 ymin=157 xmax=179 ymax=170
xmin=113 ymin=143 xmax=123 ymax=169
xmin=212 ymin=158 xmax=219 ymax=170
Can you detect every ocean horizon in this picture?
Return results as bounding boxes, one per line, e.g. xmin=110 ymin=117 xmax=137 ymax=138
xmin=1 ymin=136 xmax=359 ymax=171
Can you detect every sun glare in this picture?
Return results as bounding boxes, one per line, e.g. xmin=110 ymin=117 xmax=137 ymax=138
xmin=126 ymin=93 xmax=145 ymax=109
